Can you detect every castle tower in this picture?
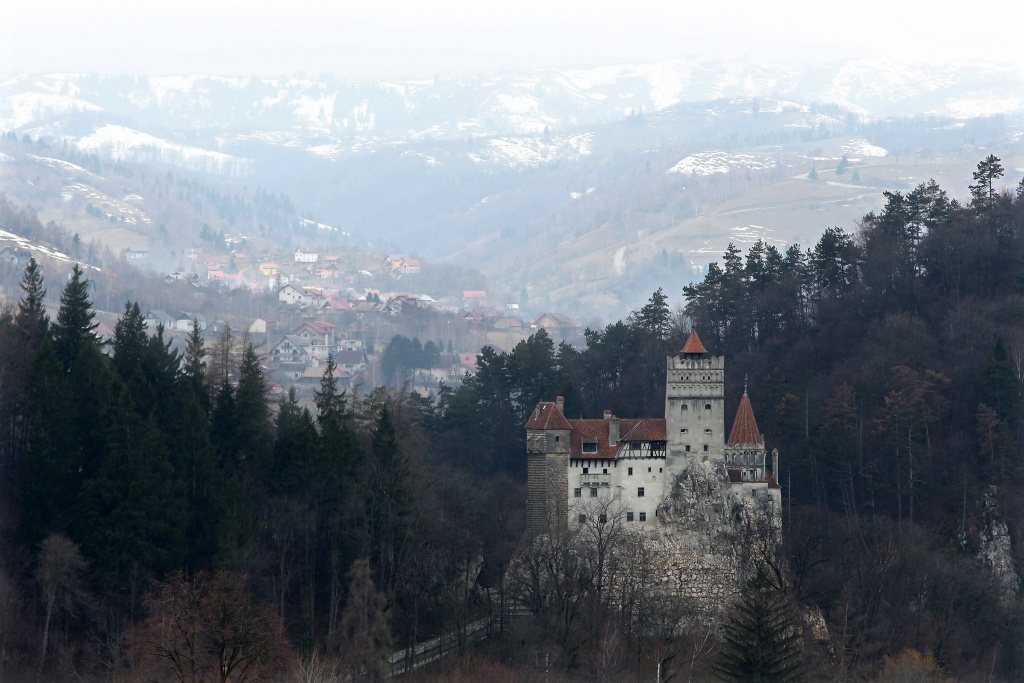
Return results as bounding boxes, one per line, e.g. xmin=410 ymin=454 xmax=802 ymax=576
xmin=665 ymin=330 xmax=725 ymax=478
xmin=525 ymin=397 xmax=572 ymax=533
xmin=724 ymin=383 xmax=782 ymax=507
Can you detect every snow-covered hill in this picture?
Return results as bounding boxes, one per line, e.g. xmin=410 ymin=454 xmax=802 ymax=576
xmin=2 ymin=58 xmax=1024 ymax=177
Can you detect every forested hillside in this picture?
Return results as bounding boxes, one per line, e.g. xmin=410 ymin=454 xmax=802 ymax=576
xmin=2 ymin=156 xmax=1024 ymax=681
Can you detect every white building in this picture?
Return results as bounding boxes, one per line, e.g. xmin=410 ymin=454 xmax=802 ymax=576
xmin=294 ymin=248 xmax=319 ymax=263
xmin=526 ymin=330 xmax=780 ymax=531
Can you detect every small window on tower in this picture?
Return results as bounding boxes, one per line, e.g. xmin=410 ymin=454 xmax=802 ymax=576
xmin=555 ymin=435 xmax=559 ymax=443
xmin=599 ymin=514 xmax=607 ymax=524
xmin=638 ymin=487 xmax=645 ymax=497
xmin=578 ymin=514 xmax=586 ymax=524
xmin=582 ymin=467 xmax=589 ymax=474
xmin=574 ymin=488 xmax=581 ymax=498
xmin=704 ymin=445 xmax=709 ymax=452
xmin=704 ymin=428 xmax=712 ymax=434
xmin=627 ymin=511 xmax=634 ymax=521
xmin=628 ymin=467 xmax=633 ymax=475
xmin=681 ymin=404 xmax=688 ymax=412
xmin=681 ymin=428 xmax=688 ymax=434
xmin=639 ymin=512 xmax=647 ymax=522
xmin=705 ymin=403 xmax=712 ymax=410
xmin=602 ymin=468 xmax=608 ymax=474
xmin=590 ymin=488 xmax=598 ymax=498
xmin=685 ymin=445 xmax=691 ymax=452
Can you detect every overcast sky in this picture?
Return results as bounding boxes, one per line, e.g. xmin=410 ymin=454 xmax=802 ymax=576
xmin=4 ymin=0 xmax=1023 ymax=81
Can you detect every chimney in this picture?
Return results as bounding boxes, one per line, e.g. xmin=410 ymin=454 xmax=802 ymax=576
xmin=772 ymin=448 xmax=779 ymax=480
xmin=603 ymin=409 xmax=612 ymax=420
xmin=556 ymin=396 xmax=564 ymax=412
xmin=609 ymin=415 xmax=619 ymax=446
xmin=533 ymin=405 xmax=540 ymax=421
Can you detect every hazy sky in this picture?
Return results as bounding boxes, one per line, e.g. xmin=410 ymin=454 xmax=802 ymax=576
xmin=4 ymin=0 xmax=1023 ymax=80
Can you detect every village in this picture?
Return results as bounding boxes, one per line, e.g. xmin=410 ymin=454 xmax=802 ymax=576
xmin=111 ymin=244 xmax=586 ymax=400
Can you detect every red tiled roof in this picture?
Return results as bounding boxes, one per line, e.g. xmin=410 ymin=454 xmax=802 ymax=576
xmin=766 ymin=470 xmax=781 ymax=490
xmin=620 ymin=419 xmax=668 ymax=442
xmin=566 ymin=418 xmax=667 ymax=459
xmin=526 ymin=402 xmax=573 ymax=431
xmin=681 ymin=330 xmax=708 ymax=354
xmin=727 ymin=390 xmax=762 ymax=445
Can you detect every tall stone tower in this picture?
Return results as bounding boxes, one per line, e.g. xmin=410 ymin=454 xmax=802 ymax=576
xmin=665 ymin=330 xmax=726 ymax=478
xmin=525 ymin=397 xmax=572 ymax=533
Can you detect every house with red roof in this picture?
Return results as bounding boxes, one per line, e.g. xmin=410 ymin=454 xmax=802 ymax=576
xmin=525 ymin=330 xmax=781 ymax=533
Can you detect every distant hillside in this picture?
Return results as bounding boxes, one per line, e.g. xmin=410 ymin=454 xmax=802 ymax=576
xmin=4 ymin=58 xmax=1024 ymax=320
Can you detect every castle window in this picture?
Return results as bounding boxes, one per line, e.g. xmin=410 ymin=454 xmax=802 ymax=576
xmin=659 ymin=468 xmax=663 ymax=473
xmin=627 ymin=511 xmax=634 ymax=521
xmin=574 ymin=488 xmax=581 ymax=498
xmin=705 ymin=403 xmax=712 ymax=410
xmin=599 ymin=514 xmax=607 ymax=524
xmin=578 ymin=514 xmax=586 ymax=524
xmin=555 ymin=435 xmax=559 ymax=443
xmin=648 ymin=467 xmax=652 ymax=472
xmin=582 ymin=467 xmax=588 ymax=474
xmin=628 ymin=467 xmax=633 ymax=475
xmin=681 ymin=428 xmax=688 ymax=434
xmin=582 ymin=442 xmax=598 ymax=454
xmin=590 ymin=488 xmax=598 ymax=498
xmin=704 ymin=428 xmax=712 ymax=434
xmin=681 ymin=404 xmax=688 ymax=412
xmin=639 ymin=512 xmax=647 ymax=522
xmin=602 ymin=468 xmax=608 ymax=474
xmin=638 ymin=487 xmax=645 ymax=497
xmin=704 ymin=445 xmax=709 ymax=452
xmin=685 ymin=445 xmax=691 ymax=452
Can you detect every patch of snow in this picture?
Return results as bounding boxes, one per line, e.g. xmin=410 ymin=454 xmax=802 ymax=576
xmin=934 ymin=95 xmax=1023 ymax=119
xmin=299 ymin=218 xmax=339 ymax=233
xmin=841 ymin=138 xmax=887 ymax=157
xmin=0 ymin=152 xmax=14 ymax=162
xmin=0 ymin=91 xmax=102 ymax=130
xmin=667 ymin=150 xmax=775 ymax=176
xmin=76 ymin=124 xmax=252 ymax=177
xmin=0 ymin=228 xmax=100 ymax=270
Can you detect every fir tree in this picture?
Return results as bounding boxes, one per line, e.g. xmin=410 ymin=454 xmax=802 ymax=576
xmin=52 ymin=263 xmax=98 ymax=371
xmin=713 ymin=566 xmax=803 ymax=682
xmin=15 ymin=257 xmax=48 ymax=344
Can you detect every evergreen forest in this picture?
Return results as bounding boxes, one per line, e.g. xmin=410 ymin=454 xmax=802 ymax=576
xmin=2 ymin=156 xmax=1024 ymax=680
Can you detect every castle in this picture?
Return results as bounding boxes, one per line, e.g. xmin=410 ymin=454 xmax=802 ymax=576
xmin=525 ymin=330 xmax=781 ymax=532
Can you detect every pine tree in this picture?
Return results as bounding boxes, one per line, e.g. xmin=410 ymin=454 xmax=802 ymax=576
xmin=969 ymin=154 xmax=1004 ymax=208
xmin=53 ymin=263 xmax=98 ymax=371
xmin=15 ymin=257 xmax=48 ymax=344
xmin=713 ymin=566 xmax=803 ymax=682
xmin=183 ymin=319 xmax=208 ymax=409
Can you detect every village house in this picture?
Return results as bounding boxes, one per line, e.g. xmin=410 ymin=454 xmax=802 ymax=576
xmin=171 ymin=312 xmax=206 ymax=332
xmin=121 ymin=247 xmax=149 ymax=261
xmin=259 ymin=262 xmax=279 ymax=277
xmin=143 ymin=310 xmax=174 ymax=331
xmin=294 ymin=248 xmax=319 ymax=263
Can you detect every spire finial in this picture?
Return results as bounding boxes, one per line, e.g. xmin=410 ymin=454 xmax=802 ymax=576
xmin=743 ymin=374 xmax=748 ymax=394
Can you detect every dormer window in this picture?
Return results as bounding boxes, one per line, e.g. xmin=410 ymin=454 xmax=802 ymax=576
xmin=582 ymin=441 xmax=598 ymax=454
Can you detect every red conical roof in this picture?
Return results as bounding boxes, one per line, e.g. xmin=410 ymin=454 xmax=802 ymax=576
xmin=681 ymin=330 xmax=708 ymax=355
xmin=727 ymin=389 xmax=762 ymax=445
